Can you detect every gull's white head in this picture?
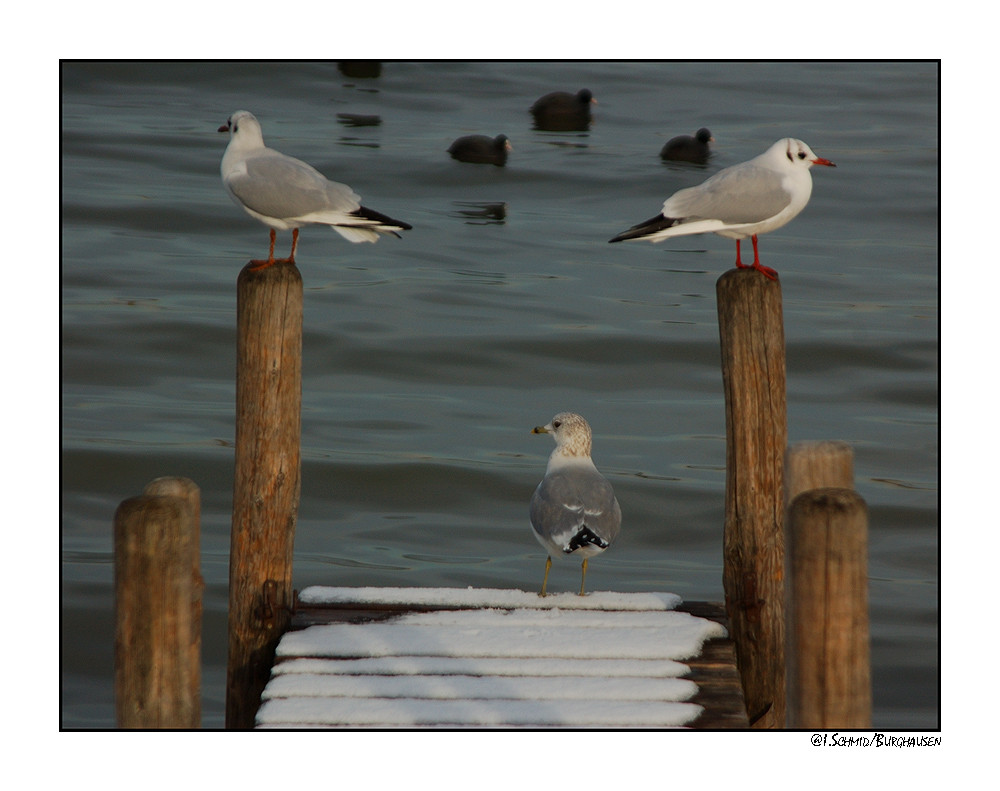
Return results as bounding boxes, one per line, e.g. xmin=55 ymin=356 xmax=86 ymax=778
xmin=532 ymin=412 xmax=594 ymax=459
xmin=768 ymin=138 xmax=837 ymax=170
xmin=218 ymin=110 xmax=264 ymax=149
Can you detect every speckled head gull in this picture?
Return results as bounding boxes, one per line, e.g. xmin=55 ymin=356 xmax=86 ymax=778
xmin=529 ymin=412 xmax=622 ymax=597
xmin=218 ymin=110 xmax=411 ymax=270
xmin=610 ymin=137 xmax=835 ymax=280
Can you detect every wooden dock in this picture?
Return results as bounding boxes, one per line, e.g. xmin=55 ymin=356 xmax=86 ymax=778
xmin=254 ymin=587 xmax=748 ymax=729
xmin=113 ymin=267 xmax=872 ymax=730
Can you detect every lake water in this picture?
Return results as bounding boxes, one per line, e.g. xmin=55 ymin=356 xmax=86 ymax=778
xmin=61 ymin=61 xmax=939 ymax=729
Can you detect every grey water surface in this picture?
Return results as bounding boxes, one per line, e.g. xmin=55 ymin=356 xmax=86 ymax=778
xmin=61 ymin=61 xmax=939 ymax=728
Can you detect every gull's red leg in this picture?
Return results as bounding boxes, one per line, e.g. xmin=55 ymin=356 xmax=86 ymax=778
xmin=749 ymin=234 xmax=778 ymax=281
xmin=734 ymin=239 xmax=746 ymax=268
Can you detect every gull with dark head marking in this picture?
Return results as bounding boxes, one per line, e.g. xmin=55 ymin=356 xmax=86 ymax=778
xmin=529 ymin=412 xmax=621 ymax=596
xmin=219 ymin=110 xmax=411 ymax=270
xmin=610 ymin=137 xmax=835 ymax=280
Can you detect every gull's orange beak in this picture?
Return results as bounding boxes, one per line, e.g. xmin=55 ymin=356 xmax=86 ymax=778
xmin=812 ymin=157 xmax=836 ymax=167
xmin=218 ymin=123 xmax=230 ymax=133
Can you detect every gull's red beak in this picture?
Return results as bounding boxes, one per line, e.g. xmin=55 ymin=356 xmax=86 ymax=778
xmin=218 ymin=123 xmax=230 ymax=133
xmin=812 ymin=157 xmax=836 ymax=167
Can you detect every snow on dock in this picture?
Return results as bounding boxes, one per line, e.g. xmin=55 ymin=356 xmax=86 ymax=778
xmin=256 ymin=587 xmax=745 ymax=729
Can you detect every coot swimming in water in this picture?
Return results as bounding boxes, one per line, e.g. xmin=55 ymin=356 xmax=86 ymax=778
xmin=660 ymin=128 xmax=714 ymax=163
xmin=448 ymin=134 xmax=512 ymax=166
xmin=530 ymin=89 xmax=595 ymax=131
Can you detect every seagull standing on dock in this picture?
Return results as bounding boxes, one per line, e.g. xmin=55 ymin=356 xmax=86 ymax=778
xmin=219 ymin=110 xmax=411 ymax=270
xmin=530 ymin=413 xmax=621 ymax=597
xmin=610 ymin=138 xmax=835 ymax=280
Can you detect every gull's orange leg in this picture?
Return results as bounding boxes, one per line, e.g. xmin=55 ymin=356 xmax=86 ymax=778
xmin=275 ymin=228 xmax=299 ymax=264
xmin=249 ymin=229 xmax=279 ymax=271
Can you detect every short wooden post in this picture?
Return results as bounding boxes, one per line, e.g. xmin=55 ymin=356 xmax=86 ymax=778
xmin=787 ymin=487 xmax=871 ymax=728
xmin=143 ymin=476 xmax=203 ymax=725
xmin=716 ymin=268 xmax=787 ymax=729
xmin=226 ymin=262 xmax=303 ymax=729
xmin=114 ymin=478 xmax=202 ymax=728
xmin=786 ymin=440 xmax=854 ymax=504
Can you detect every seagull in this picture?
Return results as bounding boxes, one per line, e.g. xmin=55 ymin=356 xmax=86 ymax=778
xmin=529 ymin=412 xmax=621 ymax=596
xmin=610 ymin=137 xmax=835 ymax=280
xmin=447 ymin=134 xmax=512 ymax=166
xmin=660 ymin=127 xmax=714 ymax=164
xmin=218 ymin=110 xmax=411 ymax=270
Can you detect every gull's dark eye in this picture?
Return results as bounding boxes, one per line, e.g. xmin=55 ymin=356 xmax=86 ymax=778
xmin=552 ymin=420 xmax=562 ymax=429
xmin=797 ymin=151 xmax=806 ymax=159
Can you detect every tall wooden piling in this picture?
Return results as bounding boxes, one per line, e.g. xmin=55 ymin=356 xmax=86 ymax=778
xmin=716 ymin=268 xmax=787 ymax=728
xmin=226 ymin=262 xmax=303 ymax=729
xmin=786 ymin=442 xmax=871 ymax=728
xmin=114 ymin=478 xmax=202 ymax=728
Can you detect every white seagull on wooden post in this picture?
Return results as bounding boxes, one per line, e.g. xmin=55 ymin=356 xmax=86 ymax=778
xmin=610 ymin=137 xmax=835 ymax=280
xmin=219 ymin=110 xmax=411 ymax=270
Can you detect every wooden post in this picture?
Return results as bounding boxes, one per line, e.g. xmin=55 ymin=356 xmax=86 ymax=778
xmin=786 ymin=440 xmax=854 ymax=504
xmin=114 ymin=478 xmax=202 ymax=728
xmin=226 ymin=262 xmax=303 ymax=729
xmin=143 ymin=476 xmax=203 ymax=726
xmin=787 ymin=487 xmax=871 ymax=728
xmin=716 ymin=268 xmax=787 ymax=729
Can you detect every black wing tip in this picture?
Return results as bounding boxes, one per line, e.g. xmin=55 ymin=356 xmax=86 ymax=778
xmin=609 ymin=213 xmax=676 ymax=243
xmin=354 ymin=205 xmax=413 ymax=231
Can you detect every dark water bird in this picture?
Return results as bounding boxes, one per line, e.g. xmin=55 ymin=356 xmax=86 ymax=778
xmin=447 ymin=134 xmax=512 ymax=166
xmin=530 ymin=89 xmax=595 ymax=131
xmin=610 ymin=137 xmax=835 ymax=281
xmin=529 ymin=412 xmax=621 ymax=597
xmin=660 ymin=127 xmax=714 ymax=163
xmin=337 ymin=61 xmax=381 ymax=79
xmin=218 ymin=110 xmax=411 ymax=270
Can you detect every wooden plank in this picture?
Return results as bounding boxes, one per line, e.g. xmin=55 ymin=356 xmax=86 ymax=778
xmin=676 ymin=602 xmax=750 ymax=729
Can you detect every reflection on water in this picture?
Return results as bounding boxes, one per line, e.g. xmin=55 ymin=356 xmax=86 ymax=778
xmin=450 ymin=201 xmax=508 ymax=224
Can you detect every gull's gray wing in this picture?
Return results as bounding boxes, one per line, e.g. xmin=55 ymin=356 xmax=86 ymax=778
xmin=226 ymin=150 xmax=361 ymax=221
xmin=530 ymin=468 xmax=621 ymax=553
xmin=664 ymin=163 xmax=791 ymax=224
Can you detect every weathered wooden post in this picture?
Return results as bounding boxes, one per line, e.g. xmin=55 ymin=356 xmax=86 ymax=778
xmin=716 ymin=268 xmax=787 ymax=728
xmin=226 ymin=261 xmax=303 ymax=729
xmin=114 ymin=477 xmax=202 ymax=728
xmin=786 ymin=442 xmax=871 ymax=728
xmin=786 ymin=440 xmax=854 ymax=501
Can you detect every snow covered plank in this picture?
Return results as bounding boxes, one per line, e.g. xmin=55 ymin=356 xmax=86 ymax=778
xmin=257 ymin=697 xmax=703 ymax=729
xmin=256 ymin=587 xmax=747 ymax=729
